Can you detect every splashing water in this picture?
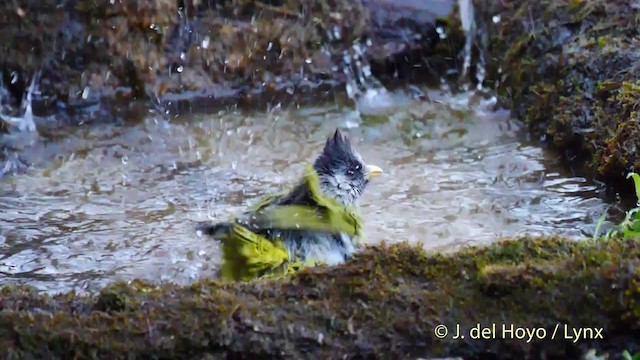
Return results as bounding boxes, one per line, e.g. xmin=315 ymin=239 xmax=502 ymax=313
xmin=332 ymin=34 xmax=397 ymax=120
xmin=0 ymin=71 xmax=39 ymax=133
xmin=458 ymin=0 xmax=487 ymax=91
xmin=0 ymin=87 xmax=611 ymax=294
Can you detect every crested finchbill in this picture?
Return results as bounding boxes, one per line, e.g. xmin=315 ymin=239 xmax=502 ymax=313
xmin=198 ymin=129 xmax=382 ymax=281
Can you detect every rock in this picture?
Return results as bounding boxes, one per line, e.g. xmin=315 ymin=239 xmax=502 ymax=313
xmin=0 ymin=0 xmax=457 ymax=122
xmin=1 ymin=237 xmax=639 ymax=358
xmin=476 ymin=0 xmax=640 ymax=192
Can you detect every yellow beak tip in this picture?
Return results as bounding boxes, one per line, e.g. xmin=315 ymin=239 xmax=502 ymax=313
xmin=365 ymin=165 xmax=383 ymax=178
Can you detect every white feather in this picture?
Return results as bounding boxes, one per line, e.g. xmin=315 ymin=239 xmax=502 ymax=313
xmin=283 ymin=232 xmax=357 ymax=265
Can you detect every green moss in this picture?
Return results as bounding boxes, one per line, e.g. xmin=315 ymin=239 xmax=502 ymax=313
xmin=480 ymin=0 xmax=640 ymax=190
xmin=625 ymin=268 xmax=640 ymax=321
xmin=619 ymin=81 xmax=640 ymax=112
xmin=0 ymin=237 xmax=639 ymax=358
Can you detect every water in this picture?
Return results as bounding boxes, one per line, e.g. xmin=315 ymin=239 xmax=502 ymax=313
xmin=0 ymin=70 xmax=38 ymax=133
xmin=0 ymin=88 xmax=609 ymax=294
xmin=458 ymin=0 xmax=487 ymax=90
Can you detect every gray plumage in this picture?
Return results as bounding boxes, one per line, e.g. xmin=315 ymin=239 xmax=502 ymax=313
xmin=202 ymin=129 xmax=382 ymax=266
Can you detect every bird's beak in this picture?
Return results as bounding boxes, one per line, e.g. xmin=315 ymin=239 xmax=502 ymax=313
xmin=365 ymin=164 xmax=383 ymax=178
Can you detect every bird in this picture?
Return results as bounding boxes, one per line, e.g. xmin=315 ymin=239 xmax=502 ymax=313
xmin=197 ymin=129 xmax=383 ymax=281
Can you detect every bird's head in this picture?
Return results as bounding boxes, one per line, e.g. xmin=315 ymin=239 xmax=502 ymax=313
xmin=313 ymin=129 xmax=383 ymax=205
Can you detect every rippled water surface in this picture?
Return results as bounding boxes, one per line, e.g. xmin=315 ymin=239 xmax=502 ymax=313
xmin=0 ymin=89 xmax=610 ymax=293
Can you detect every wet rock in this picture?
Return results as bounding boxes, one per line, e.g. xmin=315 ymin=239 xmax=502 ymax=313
xmin=0 ymin=0 xmax=457 ymax=121
xmin=365 ymin=0 xmax=460 ymax=85
xmin=475 ymin=0 xmax=640 ymax=192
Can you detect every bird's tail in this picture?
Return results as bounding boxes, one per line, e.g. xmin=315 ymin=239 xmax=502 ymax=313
xmin=196 ymin=221 xmax=290 ymax=281
xmin=196 ymin=222 xmax=233 ymax=238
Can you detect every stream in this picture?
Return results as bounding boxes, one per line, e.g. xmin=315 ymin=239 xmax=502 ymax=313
xmin=0 ymin=88 xmax=611 ymax=294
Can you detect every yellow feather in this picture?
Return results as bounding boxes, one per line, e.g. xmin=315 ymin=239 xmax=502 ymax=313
xmin=216 ymin=163 xmax=364 ymax=281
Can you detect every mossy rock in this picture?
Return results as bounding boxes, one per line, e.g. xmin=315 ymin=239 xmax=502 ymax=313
xmin=0 ymin=0 xmax=454 ymax=123
xmin=476 ymin=0 xmax=640 ymax=191
xmin=1 ymin=236 xmax=640 ymax=358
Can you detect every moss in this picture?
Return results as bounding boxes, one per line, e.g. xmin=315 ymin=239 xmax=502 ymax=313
xmin=0 ymin=236 xmax=639 ymax=358
xmin=478 ymin=0 xmax=640 ymax=191
xmin=624 ymin=268 xmax=640 ymax=322
xmin=0 ymin=0 xmax=452 ymax=121
xmin=476 ymin=262 xmax=563 ymax=297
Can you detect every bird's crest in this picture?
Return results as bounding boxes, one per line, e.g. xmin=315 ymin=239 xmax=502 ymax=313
xmin=323 ymin=129 xmax=352 ymax=154
xmin=316 ymin=129 xmax=362 ymax=171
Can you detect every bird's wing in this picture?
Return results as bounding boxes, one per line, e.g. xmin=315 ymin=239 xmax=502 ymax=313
xmin=198 ymin=164 xmax=364 ymax=281
xmin=248 ymin=190 xmax=287 ymax=212
xmin=213 ymin=222 xmax=290 ymax=281
xmin=246 ymin=204 xmax=360 ymax=236
xmin=303 ymin=163 xmax=364 ymax=238
xmin=237 ymin=164 xmax=363 ymax=237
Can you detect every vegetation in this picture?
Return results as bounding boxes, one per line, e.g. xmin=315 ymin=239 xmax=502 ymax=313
xmin=1 ymin=236 xmax=640 ymax=358
xmin=595 ymin=173 xmax=640 ymax=240
xmin=623 ymin=350 xmax=640 ymax=360
xmin=3 ymin=0 xmax=640 ymax=358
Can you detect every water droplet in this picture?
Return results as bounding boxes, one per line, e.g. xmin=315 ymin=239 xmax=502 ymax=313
xmin=346 ymin=83 xmax=355 ymax=98
xmin=362 ymin=65 xmax=372 ymax=77
xmin=342 ymin=52 xmax=351 ymax=65
xmin=180 ymin=52 xmax=186 ymax=61
xmin=176 ymin=65 xmax=184 ymax=73
xmin=345 ymin=119 xmax=359 ymax=129
xmin=353 ymin=43 xmax=365 ymax=56
xmin=202 ymin=36 xmax=210 ymax=49
xmin=436 ymin=26 xmax=447 ymax=40
xmin=121 ymin=155 xmax=128 ymax=165
xmin=492 ymin=15 xmax=501 ymax=23
xmin=332 ymin=26 xmax=342 ymax=40
xmin=305 ymin=58 xmax=312 ymax=64
xmin=267 ymin=42 xmax=273 ymax=51
xmin=81 ymin=86 xmax=90 ymax=99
